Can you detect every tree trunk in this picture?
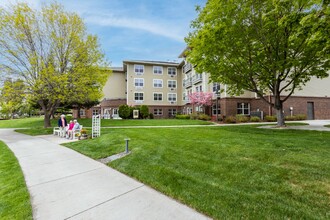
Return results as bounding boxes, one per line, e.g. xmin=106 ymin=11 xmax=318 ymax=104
xmin=274 ymin=97 xmax=285 ymax=127
xmin=77 ymin=107 xmax=81 ymax=119
xmin=43 ymin=109 xmax=52 ymax=128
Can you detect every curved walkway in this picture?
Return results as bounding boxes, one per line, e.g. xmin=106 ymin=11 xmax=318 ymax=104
xmin=0 ymin=129 xmax=210 ymax=220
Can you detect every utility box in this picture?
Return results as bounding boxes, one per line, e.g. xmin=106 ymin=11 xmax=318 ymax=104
xmin=133 ymin=110 xmax=139 ymax=119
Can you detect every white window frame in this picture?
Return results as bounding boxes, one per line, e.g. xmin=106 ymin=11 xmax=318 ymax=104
xmin=213 ymin=83 xmax=221 ymax=93
xmin=153 ymin=79 xmax=163 ymax=88
xmin=168 ymin=80 xmax=177 ymax=89
xmin=168 ymin=67 xmax=177 ymax=76
xmin=134 ymin=64 xmax=144 ymax=75
xmin=168 ymin=93 xmax=177 ymax=102
xmin=134 ymin=78 xmax=144 ymax=87
xmin=153 ymin=92 xmax=163 ymax=101
xmin=134 ymin=92 xmax=144 ymax=101
xmin=237 ymin=103 xmax=250 ymax=115
xmin=168 ymin=109 xmax=177 ymax=116
xmin=153 ymin=66 xmax=163 ymax=75
xmin=79 ymin=109 xmax=85 ymax=116
xmin=153 ymin=109 xmax=163 ymax=115
xmin=92 ymin=109 xmax=99 ymax=116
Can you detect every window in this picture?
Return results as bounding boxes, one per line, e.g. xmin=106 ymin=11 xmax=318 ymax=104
xmin=153 ymin=79 xmax=163 ymax=88
xmin=168 ymin=80 xmax=177 ymax=89
xmin=196 ymin=86 xmax=200 ymax=92
xmin=134 ymin=78 xmax=144 ymax=87
xmin=168 ymin=93 xmax=177 ymax=102
xmin=134 ymin=65 xmax=144 ymax=75
xmin=237 ymin=103 xmax=250 ymax=115
xmin=212 ymin=104 xmax=221 ymax=115
xmin=153 ymin=66 xmax=163 ymax=74
xmin=168 ymin=109 xmax=177 ymax=116
xmin=113 ymin=108 xmax=118 ymax=115
xmin=213 ymin=83 xmax=221 ymax=94
xmin=154 ymin=109 xmax=163 ymax=115
xmin=92 ymin=109 xmax=99 ymax=115
xmin=153 ymin=93 xmax=163 ymax=101
xmin=168 ymin=67 xmax=176 ymax=76
xmin=134 ymin=92 xmax=144 ymax=101
xmin=79 ymin=109 xmax=85 ymax=116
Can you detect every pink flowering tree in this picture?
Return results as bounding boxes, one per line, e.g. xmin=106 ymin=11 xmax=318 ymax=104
xmin=188 ymin=92 xmax=213 ymax=113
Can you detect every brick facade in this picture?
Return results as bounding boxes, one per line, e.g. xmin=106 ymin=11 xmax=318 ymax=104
xmin=216 ymin=96 xmax=330 ymax=119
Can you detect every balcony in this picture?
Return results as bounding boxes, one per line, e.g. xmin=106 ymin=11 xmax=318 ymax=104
xmin=192 ymin=74 xmax=202 ymax=84
xmin=183 ymin=78 xmax=192 ymax=88
xmin=183 ymin=63 xmax=192 ymax=73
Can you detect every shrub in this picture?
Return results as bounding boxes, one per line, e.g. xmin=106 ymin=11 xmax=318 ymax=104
xmin=149 ymin=113 xmax=154 ymax=119
xmin=139 ymin=105 xmax=149 ymax=119
xmin=190 ymin=113 xmax=199 ymax=120
xmin=175 ymin=114 xmax=190 ymax=119
xmin=285 ymin=115 xmax=296 ymax=121
xmin=295 ymin=114 xmax=307 ymax=120
xmin=265 ymin=115 xmax=277 ymax=122
xmin=198 ymin=114 xmax=211 ymax=121
xmin=250 ymin=116 xmax=261 ymax=122
xmin=118 ymin=104 xmax=133 ymax=119
xmin=236 ymin=114 xmax=249 ymax=123
xmin=225 ymin=116 xmax=236 ymax=123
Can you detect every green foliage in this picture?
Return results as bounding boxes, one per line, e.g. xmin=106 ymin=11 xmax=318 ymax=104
xmin=224 ymin=116 xmax=236 ymax=123
xmin=265 ymin=115 xmax=277 ymax=122
xmin=190 ymin=113 xmax=199 ymax=120
xmin=0 ymin=3 xmax=109 ymax=127
xmin=285 ymin=114 xmax=308 ymax=121
xmin=0 ymin=79 xmax=27 ymax=119
xmin=175 ymin=114 xmax=191 ymax=120
xmin=295 ymin=114 xmax=307 ymax=120
xmin=236 ymin=114 xmax=249 ymax=123
xmin=65 ymin=126 xmax=330 ymax=219
xmin=198 ymin=114 xmax=211 ymax=121
xmin=118 ymin=105 xmax=132 ymax=119
xmin=250 ymin=116 xmax=261 ymax=122
xmin=148 ymin=113 xmax=154 ymax=119
xmin=285 ymin=115 xmax=297 ymax=121
xmin=0 ymin=141 xmax=32 ymax=219
xmin=186 ymin=0 xmax=330 ymax=126
xmin=139 ymin=105 xmax=149 ymax=119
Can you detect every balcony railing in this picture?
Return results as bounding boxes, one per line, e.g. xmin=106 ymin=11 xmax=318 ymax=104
xmin=183 ymin=78 xmax=192 ymax=88
xmin=183 ymin=63 xmax=192 ymax=73
xmin=192 ymin=74 xmax=202 ymax=84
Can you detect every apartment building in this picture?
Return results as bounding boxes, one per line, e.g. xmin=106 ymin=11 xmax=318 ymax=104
xmin=75 ymin=60 xmax=184 ymax=119
xmin=75 ymin=53 xmax=330 ymax=120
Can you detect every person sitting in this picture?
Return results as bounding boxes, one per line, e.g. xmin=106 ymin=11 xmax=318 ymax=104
xmin=57 ymin=114 xmax=67 ymax=138
xmin=66 ymin=120 xmax=74 ymax=139
xmin=71 ymin=120 xmax=80 ymax=140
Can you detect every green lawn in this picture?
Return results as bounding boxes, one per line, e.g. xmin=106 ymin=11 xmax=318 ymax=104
xmin=0 ymin=117 xmax=212 ymax=129
xmin=0 ymin=141 xmax=33 ymax=219
xmin=63 ymin=125 xmax=330 ymax=219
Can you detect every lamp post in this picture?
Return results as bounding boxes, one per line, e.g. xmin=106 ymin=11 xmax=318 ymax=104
xmin=215 ymin=90 xmax=220 ymax=121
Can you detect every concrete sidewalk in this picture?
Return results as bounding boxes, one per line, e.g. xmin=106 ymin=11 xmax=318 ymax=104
xmin=0 ymin=129 xmax=210 ymax=220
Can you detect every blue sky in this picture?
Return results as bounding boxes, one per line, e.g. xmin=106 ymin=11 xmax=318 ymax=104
xmin=1 ymin=0 xmax=206 ymax=67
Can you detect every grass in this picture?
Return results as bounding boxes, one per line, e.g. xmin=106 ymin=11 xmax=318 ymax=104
xmin=0 ymin=117 xmax=212 ymax=129
xmin=324 ymin=124 xmax=330 ymax=128
xmin=0 ymin=141 xmax=33 ymax=219
xmin=63 ymin=125 xmax=330 ymax=219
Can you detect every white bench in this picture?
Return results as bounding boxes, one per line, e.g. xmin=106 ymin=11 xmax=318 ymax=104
xmin=53 ymin=127 xmax=61 ymax=136
xmin=72 ymin=125 xmax=83 ymax=140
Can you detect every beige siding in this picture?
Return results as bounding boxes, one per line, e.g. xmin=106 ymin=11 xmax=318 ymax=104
xmin=102 ymin=71 xmax=126 ymax=100
xmin=290 ymin=77 xmax=330 ymax=97
xmin=126 ymin=62 xmax=181 ymax=106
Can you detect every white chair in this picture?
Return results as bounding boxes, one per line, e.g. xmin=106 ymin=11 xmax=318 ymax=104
xmin=53 ymin=127 xmax=61 ymax=136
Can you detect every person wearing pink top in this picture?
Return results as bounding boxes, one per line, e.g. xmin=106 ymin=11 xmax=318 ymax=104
xmin=66 ymin=120 xmax=74 ymax=139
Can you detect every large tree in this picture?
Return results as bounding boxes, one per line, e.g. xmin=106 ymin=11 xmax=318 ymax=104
xmin=0 ymin=79 xmax=26 ymax=119
xmin=186 ymin=0 xmax=329 ymax=126
xmin=0 ymin=3 xmax=109 ymax=127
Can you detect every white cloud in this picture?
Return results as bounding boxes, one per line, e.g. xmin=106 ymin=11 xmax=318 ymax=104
xmin=84 ymin=14 xmax=185 ymax=42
